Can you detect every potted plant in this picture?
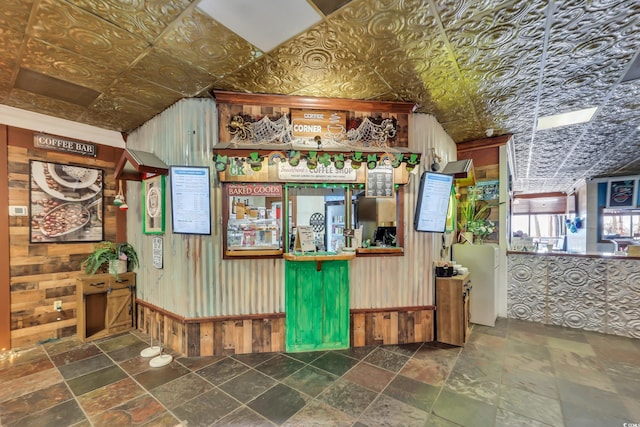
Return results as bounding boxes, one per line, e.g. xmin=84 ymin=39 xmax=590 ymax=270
xmin=458 ymin=193 xmax=496 ymax=244
xmin=82 ymin=241 xmax=139 ymax=278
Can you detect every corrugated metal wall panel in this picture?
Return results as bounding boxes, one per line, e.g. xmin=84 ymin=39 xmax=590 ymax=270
xmin=350 ymin=115 xmax=456 ymax=308
xmin=126 ymin=99 xmax=285 ymax=317
xmin=127 ymin=103 xmax=455 ymax=316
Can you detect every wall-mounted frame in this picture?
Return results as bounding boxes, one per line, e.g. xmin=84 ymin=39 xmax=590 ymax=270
xmin=143 ymin=174 xmax=165 ymax=234
xmin=472 ymin=180 xmax=500 ymax=201
xmin=170 ymin=166 xmax=211 ymax=235
xmin=29 ymin=160 xmax=104 ymax=243
xmin=365 ymin=165 xmax=394 ymax=198
xmin=607 ymin=179 xmax=636 ymax=208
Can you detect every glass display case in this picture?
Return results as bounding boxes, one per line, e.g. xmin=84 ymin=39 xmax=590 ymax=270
xmin=224 ymin=183 xmax=283 ymax=257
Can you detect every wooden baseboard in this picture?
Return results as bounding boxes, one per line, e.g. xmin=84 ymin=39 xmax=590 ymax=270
xmin=136 ymin=301 xmax=434 ymax=357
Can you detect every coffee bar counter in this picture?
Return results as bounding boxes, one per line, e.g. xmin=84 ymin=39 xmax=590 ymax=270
xmin=507 ymin=249 xmax=640 ymax=259
xmin=507 ymin=251 xmax=640 ymax=339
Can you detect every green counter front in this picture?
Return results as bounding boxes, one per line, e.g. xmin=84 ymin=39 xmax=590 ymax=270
xmin=284 ymin=252 xmax=355 ymax=352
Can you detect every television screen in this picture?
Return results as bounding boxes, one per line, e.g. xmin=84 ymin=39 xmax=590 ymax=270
xmin=414 ymin=172 xmax=454 ymax=233
xmin=170 ymin=166 xmax=211 ymax=235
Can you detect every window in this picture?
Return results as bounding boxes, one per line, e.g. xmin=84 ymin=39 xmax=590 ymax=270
xmin=285 ymin=184 xmax=403 ymax=255
xmin=224 ymin=183 xmax=284 ymax=258
xmin=511 ymin=214 xmax=567 ymax=239
xmin=600 ymin=208 xmax=640 ymax=240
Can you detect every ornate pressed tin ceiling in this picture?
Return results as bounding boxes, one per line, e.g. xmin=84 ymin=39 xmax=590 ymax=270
xmin=1 ymin=0 xmax=640 ymax=194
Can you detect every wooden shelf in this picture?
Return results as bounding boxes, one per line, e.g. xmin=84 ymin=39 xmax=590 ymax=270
xmin=436 ymin=273 xmax=471 ymax=346
xmin=76 ymin=272 xmax=136 ymax=342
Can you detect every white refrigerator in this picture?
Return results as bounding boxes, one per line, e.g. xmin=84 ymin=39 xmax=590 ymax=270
xmin=452 ymin=243 xmax=499 ymax=327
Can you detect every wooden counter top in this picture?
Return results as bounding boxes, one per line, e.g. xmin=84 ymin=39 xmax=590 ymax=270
xmin=283 ymin=252 xmax=357 ymax=261
xmin=356 ymin=247 xmax=404 ymax=255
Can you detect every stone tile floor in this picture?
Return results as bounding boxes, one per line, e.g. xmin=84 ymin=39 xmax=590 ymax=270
xmin=1 ymin=318 xmax=639 ymax=426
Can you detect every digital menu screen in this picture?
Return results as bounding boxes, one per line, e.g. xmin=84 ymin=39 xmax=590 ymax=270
xmin=414 ymin=172 xmax=453 ymax=233
xmin=170 ymin=166 xmax=211 ymax=235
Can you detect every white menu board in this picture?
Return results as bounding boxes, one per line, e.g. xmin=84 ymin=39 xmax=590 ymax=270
xmin=170 ymin=166 xmax=211 ymax=235
xmin=152 ymin=237 xmax=163 ymax=269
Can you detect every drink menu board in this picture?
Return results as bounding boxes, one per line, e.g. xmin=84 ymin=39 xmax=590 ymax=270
xmin=294 ymin=226 xmax=316 ymax=252
xmin=366 ymin=165 xmax=394 ymax=198
xmin=170 ymin=166 xmax=211 ymax=235
xmin=414 ymin=172 xmax=453 ymax=233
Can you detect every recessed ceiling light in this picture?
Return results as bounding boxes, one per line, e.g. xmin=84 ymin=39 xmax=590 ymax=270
xmin=536 ymin=107 xmax=597 ymax=131
xmin=198 ymin=0 xmax=322 ymax=52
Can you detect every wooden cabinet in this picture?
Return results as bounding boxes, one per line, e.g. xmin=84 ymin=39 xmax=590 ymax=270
xmin=76 ymin=272 xmax=136 ymax=341
xmin=436 ymin=273 xmax=471 ymax=346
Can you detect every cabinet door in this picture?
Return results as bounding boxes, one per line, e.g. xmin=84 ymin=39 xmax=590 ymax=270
xmin=106 ymin=288 xmax=132 ymax=332
xmin=285 ymin=260 xmax=350 ymax=352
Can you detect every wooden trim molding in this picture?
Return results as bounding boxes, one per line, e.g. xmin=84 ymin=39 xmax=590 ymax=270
xmin=456 ymin=134 xmax=512 ymax=152
xmin=0 ymin=125 xmax=9 ymax=351
xmin=513 ymin=192 xmax=567 ymax=199
xmin=213 ymin=91 xmax=415 ymax=113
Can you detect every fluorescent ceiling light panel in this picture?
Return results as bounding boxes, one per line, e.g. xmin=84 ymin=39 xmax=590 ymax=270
xmin=199 ymin=0 xmax=321 ymax=52
xmin=536 ymin=107 xmax=597 ymax=130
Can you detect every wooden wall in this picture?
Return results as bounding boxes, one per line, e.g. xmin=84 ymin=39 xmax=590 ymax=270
xmin=1 ymin=125 xmax=9 ymax=350
xmin=456 ymin=135 xmax=509 ymax=243
xmin=137 ymin=301 xmax=434 ymax=357
xmin=5 ymin=126 xmax=124 ymax=348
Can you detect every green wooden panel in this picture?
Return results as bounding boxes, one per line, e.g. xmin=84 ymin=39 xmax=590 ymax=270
xmin=285 ymin=260 xmax=350 ymax=352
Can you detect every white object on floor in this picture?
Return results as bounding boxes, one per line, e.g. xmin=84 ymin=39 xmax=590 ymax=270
xmin=140 ymin=346 xmax=161 ymax=358
xmin=149 ymin=353 xmax=173 ymax=368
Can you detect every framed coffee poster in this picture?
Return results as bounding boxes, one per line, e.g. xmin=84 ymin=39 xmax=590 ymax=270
xmin=29 ymin=161 xmax=104 ymax=243
xmin=143 ymin=174 xmax=165 ymax=234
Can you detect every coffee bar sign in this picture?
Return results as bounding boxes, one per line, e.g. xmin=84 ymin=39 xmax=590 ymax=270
xmin=34 ymin=133 xmax=96 ymax=157
xmin=290 ymin=109 xmax=347 ymax=140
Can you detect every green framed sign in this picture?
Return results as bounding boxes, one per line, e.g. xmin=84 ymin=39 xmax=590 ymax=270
xmin=143 ymin=174 xmax=165 ymax=234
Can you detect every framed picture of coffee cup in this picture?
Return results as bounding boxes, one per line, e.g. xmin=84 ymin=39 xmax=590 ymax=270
xmin=29 ymin=160 xmax=104 ymax=243
xmin=143 ymin=175 xmax=165 ymax=234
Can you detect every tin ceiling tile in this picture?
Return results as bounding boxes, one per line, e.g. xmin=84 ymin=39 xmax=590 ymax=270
xmin=307 ymin=64 xmax=391 ymax=100
xmin=215 ymin=55 xmax=306 ymax=95
xmin=20 ymin=38 xmax=119 ymax=91
xmin=0 ymin=28 xmax=22 ymax=70
xmin=69 ymin=0 xmax=192 ymax=42
xmin=130 ymin=48 xmax=215 ymax=96
xmin=441 ymin=119 xmax=484 ymax=143
xmin=30 ymin=0 xmax=148 ymax=65
xmin=83 ymin=96 xmax=159 ymax=132
xmin=0 ymin=0 xmax=33 ymax=33
xmin=329 ymin=0 xmax=437 ymax=62
xmin=101 ymin=75 xmax=183 ymax=110
xmin=266 ymin=21 xmax=362 ymax=88
xmin=157 ymin=7 xmax=261 ymax=79
xmin=5 ymin=87 xmax=87 ymax=122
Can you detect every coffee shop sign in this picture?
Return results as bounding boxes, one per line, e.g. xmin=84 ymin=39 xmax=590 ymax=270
xmin=34 ymin=133 xmax=96 ymax=157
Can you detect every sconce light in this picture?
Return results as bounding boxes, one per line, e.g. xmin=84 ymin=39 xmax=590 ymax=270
xmin=430 ymin=148 xmax=442 ymax=171
xmin=114 ymin=180 xmax=126 ymax=207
